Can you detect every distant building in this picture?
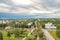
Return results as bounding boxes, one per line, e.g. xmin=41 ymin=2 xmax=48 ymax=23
xmin=0 ymin=20 xmax=9 ymax=24
xmin=45 ymin=22 xmax=56 ymax=29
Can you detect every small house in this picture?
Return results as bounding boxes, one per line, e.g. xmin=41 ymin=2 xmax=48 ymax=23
xmin=45 ymin=22 xmax=56 ymax=29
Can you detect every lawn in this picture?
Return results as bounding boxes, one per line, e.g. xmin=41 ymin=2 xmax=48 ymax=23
xmin=48 ymin=30 xmax=59 ymax=40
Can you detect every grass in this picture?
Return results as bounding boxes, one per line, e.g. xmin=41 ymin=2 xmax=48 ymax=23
xmin=0 ymin=30 xmax=9 ymax=40
xmin=48 ymin=30 xmax=59 ymax=40
xmin=0 ymin=28 xmax=31 ymax=40
xmin=0 ymin=30 xmax=8 ymax=40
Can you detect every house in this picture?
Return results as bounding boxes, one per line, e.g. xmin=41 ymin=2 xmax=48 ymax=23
xmin=45 ymin=22 xmax=56 ymax=29
xmin=27 ymin=22 xmax=35 ymax=28
xmin=27 ymin=22 xmax=33 ymax=26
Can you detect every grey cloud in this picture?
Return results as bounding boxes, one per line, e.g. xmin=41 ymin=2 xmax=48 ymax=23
xmin=0 ymin=0 xmax=13 ymax=5
xmin=0 ymin=0 xmax=60 ymax=16
xmin=42 ymin=0 xmax=60 ymax=8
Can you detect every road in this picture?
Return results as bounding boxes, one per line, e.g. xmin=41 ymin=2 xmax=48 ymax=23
xmin=42 ymin=29 xmax=55 ymax=40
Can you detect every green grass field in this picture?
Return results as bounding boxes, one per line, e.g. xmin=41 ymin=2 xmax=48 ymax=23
xmin=0 ymin=28 xmax=31 ymax=40
xmin=48 ymin=30 xmax=59 ymax=40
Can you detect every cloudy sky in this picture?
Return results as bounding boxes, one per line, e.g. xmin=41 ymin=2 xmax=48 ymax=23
xmin=0 ymin=0 xmax=60 ymax=18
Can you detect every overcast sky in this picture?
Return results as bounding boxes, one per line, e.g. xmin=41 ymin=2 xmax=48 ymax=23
xmin=0 ymin=0 xmax=60 ymax=18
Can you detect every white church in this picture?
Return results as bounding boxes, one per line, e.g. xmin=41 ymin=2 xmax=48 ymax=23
xmin=45 ymin=22 xmax=56 ymax=29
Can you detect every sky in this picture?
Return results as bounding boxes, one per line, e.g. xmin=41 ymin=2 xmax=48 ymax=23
xmin=0 ymin=0 xmax=60 ymax=18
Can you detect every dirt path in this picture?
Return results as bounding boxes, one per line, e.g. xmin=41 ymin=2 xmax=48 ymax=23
xmin=42 ymin=29 xmax=55 ymax=40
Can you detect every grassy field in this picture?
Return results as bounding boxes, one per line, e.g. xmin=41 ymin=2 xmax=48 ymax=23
xmin=0 ymin=30 xmax=9 ymax=40
xmin=0 ymin=28 xmax=31 ymax=40
xmin=48 ymin=30 xmax=59 ymax=40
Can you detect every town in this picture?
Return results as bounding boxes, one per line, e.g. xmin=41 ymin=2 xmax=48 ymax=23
xmin=0 ymin=18 xmax=60 ymax=40
xmin=0 ymin=0 xmax=60 ymax=40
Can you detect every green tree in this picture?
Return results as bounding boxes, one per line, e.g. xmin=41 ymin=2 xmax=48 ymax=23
xmin=26 ymin=35 xmax=36 ymax=40
xmin=13 ymin=29 xmax=20 ymax=38
xmin=0 ymin=32 xmax=3 ymax=40
xmin=35 ymin=20 xmax=45 ymax=40
xmin=56 ymin=26 xmax=60 ymax=38
xmin=7 ymin=31 xmax=11 ymax=37
xmin=10 ymin=34 xmax=15 ymax=40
